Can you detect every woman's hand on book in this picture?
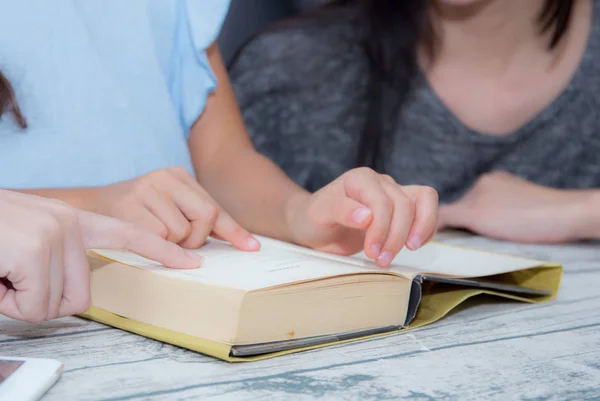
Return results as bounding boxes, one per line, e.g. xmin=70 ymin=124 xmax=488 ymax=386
xmin=0 ymin=189 xmax=202 ymax=323
xmin=82 ymin=167 xmax=261 ymax=252
xmin=285 ymin=168 xmax=439 ymax=267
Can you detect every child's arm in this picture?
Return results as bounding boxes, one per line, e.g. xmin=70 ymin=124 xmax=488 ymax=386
xmin=188 ymin=43 xmax=439 ymax=265
xmin=12 ymin=169 xmax=262 ymax=253
xmin=15 ymin=188 xmax=95 ymax=210
xmin=187 ymin=43 xmax=310 ymax=244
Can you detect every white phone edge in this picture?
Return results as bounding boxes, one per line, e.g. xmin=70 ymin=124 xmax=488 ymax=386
xmin=0 ymin=356 xmax=63 ymax=401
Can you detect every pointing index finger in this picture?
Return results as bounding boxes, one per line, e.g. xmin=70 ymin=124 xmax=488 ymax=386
xmin=76 ymin=210 xmax=203 ymax=270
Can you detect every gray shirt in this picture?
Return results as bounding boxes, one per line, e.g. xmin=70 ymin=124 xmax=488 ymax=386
xmin=230 ymin=2 xmax=600 ymax=203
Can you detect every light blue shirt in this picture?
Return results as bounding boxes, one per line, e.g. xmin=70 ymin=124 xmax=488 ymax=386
xmin=0 ymin=0 xmax=230 ymax=188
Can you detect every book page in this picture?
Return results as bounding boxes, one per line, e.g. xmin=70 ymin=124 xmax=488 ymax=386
xmin=251 ymin=236 xmax=545 ymax=278
xmin=358 ymin=242 xmax=544 ymax=278
xmin=91 ymin=239 xmax=386 ymax=291
xmin=91 ymin=236 xmax=545 ymax=292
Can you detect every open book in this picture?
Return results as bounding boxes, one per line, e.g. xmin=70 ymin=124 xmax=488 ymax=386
xmin=81 ymin=236 xmax=562 ymax=362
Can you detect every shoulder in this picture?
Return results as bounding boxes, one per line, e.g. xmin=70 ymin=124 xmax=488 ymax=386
xmin=182 ymin=0 xmax=231 ymax=50
xmin=229 ymin=6 xmax=368 ymax=89
xmin=147 ymin=0 xmax=229 ymax=54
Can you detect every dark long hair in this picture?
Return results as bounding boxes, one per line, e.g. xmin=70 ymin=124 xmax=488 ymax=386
xmin=230 ymin=0 xmax=575 ymax=172
xmin=0 ymin=72 xmax=27 ymax=129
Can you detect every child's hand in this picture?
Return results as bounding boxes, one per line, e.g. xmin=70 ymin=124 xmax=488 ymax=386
xmin=85 ymin=167 xmax=260 ymax=251
xmin=0 ymin=189 xmax=202 ymax=323
xmin=285 ymin=168 xmax=439 ymax=267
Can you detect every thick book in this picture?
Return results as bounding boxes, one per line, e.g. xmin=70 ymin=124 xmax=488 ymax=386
xmin=80 ymin=236 xmax=562 ymax=362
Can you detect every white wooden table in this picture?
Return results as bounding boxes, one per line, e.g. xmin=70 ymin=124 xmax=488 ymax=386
xmin=2 ymin=232 xmax=600 ymax=400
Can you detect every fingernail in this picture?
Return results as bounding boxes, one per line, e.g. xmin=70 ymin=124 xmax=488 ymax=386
xmin=247 ymin=237 xmax=260 ymax=249
xmin=185 ymin=250 xmax=203 ymax=263
xmin=352 ymin=208 xmax=371 ymax=224
xmin=371 ymin=243 xmax=382 ymax=258
xmin=407 ymin=234 xmax=422 ymax=250
xmin=377 ymin=251 xmax=394 ymax=267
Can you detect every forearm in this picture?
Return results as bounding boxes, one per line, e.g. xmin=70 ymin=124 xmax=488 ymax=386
xmin=196 ymin=147 xmax=309 ymax=242
xmin=188 ymin=42 xmax=310 ymax=242
xmin=573 ymin=189 xmax=600 ymax=240
xmin=537 ymin=186 xmax=600 ymax=241
xmin=9 ymin=187 xmax=97 ymax=210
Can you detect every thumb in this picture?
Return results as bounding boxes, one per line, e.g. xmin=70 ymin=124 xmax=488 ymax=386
xmin=312 ymin=195 xmax=373 ymax=229
xmin=76 ymin=211 xmax=203 ymax=270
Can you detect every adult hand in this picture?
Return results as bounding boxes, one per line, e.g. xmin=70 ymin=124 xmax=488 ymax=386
xmin=0 ymin=190 xmax=203 ymax=323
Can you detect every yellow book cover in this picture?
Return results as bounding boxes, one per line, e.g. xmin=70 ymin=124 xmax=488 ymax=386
xmin=79 ymin=236 xmax=562 ymax=362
